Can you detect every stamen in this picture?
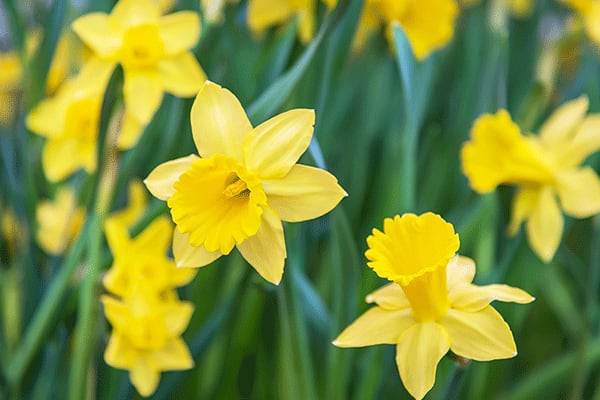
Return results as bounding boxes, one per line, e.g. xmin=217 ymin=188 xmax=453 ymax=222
xmin=223 ymin=175 xmax=250 ymax=199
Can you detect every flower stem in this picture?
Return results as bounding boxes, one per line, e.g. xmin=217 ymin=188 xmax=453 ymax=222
xmin=5 ymin=220 xmax=91 ymax=390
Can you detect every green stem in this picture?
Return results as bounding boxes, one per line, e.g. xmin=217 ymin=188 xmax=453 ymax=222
xmin=5 ymin=220 xmax=91 ymax=389
xmin=67 ymin=212 xmax=104 ymax=400
xmin=500 ymin=335 xmax=600 ymax=400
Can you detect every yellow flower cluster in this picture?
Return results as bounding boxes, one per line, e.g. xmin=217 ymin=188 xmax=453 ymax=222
xmin=334 ymin=213 xmax=534 ymax=400
xmin=461 ymin=97 xmax=600 ymax=262
xmin=102 ymin=215 xmax=197 ymax=396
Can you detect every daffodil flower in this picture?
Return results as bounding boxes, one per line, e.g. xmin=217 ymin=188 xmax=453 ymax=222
xmin=102 ymin=284 xmax=194 ymax=397
xmin=36 ymin=187 xmax=85 ymax=255
xmin=72 ymin=0 xmax=206 ymax=148
xmin=144 ymin=80 xmax=346 ymax=284
xmin=26 ymin=61 xmax=111 ymax=181
xmin=461 ymin=97 xmax=600 ymax=262
xmin=353 ymin=0 xmax=459 ymax=60
xmin=103 ymin=216 xmax=197 ymax=298
xmin=334 ymin=213 xmax=534 ymax=400
xmin=247 ymin=0 xmax=335 ymax=44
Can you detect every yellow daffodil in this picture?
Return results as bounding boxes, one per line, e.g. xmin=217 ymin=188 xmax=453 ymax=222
xmin=461 ymin=97 xmax=600 ymax=262
xmin=334 ymin=213 xmax=534 ymax=400
xmin=103 ymin=216 xmax=197 ymax=298
xmin=26 ymin=61 xmax=111 ymax=182
xmin=36 ymin=187 xmax=85 ymax=255
xmin=102 ymin=284 xmax=194 ymax=397
xmin=353 ymin=0 xmax=459 ymax=60
xmin=144 ymin=81 xmax=346 ymax=284
xmin=247 ymin=0 xmax=334 ymax=44
xmin=560 ymin=0 xmax=600 ymax=46
xmin=72 ymin=0 xmax=206 ymax=147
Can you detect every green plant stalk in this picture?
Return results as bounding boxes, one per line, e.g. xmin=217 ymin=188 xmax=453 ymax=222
xmin=5 ymin=220 xmax=91 ymax=389
xmin=67 ymin=211 xmax=104 ymax=400
xmin=500 ymin=335 xmax=600 ymax=400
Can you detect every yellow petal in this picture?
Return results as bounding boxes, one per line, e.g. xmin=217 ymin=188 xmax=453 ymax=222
xmin=104 ymin=333 xmax=136 ymax=369
xmin=508 ymin=187 xmax=539 ymax=236
xmin=297 ymin=6 xmax=315 ymax=44
xmin=123 ymin=69 xmax=164 ymax=124
xmin=190 ymin=81 xmax=252 ymax=161
xmin=236 ymin=206 xmax=286 ymax=284
xmin=101 ymin=295 xmax=130 ymax=328
xmin=261 ymin=164 xmax=346 ymax=222
xmin=247 ymin=0 xmax=295 ymax=35
xmin=244 ymin=109 xmax=315 ymax=178
xmin=446 ymin=255 xmax=476 ymax=287
xmin=365 ymin=282 xmax=410 ymax=311
xmin=163 ymin=301 xmax=195 ymax=336
xmin=555 ymin=168 xmax=600 ymax=218
xmin=26 ymin=97 xmax=65 ymax=138
xmin=449 ymin=283 xmax=535 ymax=312
xmin=144 ymin=154 xmax=198 ymax=201
xmin=388 ymin=0 xmax=459 ymax=61
xmin=441 ymin=306 xmax=517 ymax=361
xmin=333 ymin=307 xmax=414 ymax=347
xmin=117 ymin=112 xmax=145 ymax=150
xmin=158 ymin=11 xmax=201 ymax=55
xmin=111 ymin=0 xmax=161 ymax=28
xmin=173 ymin=229 xmax=222 ymax=267
xmin=71 ymin=13 xmax=121 ymax=58
xmin=539 ymin=96 xmax=588 ymax=147
xmin=461 ymin=110 xmax=554 ymax=193
xmin=526 ymin=187 xmax=563 ymax=263
xmin=76 ymin=57 xmax=116 ymax=92
xmin=395 ymin=322 xmax=450 ymax=400
xmin=158 ymin=53 xmax=206 ymax=97
xmin=134 ymin=216 xmax=172 ymax=254
xmin=104 ymin=218 xmax=132 ymax=257
xmin=42 ymin=139 xmax=90 ymax=182
xmin=147 ymin=337 xmax=194 ymax=371
xmin=130 ymin=357 xmax=161 ymax=397
xmin=560 ymin=115 xmax=600 ymax=166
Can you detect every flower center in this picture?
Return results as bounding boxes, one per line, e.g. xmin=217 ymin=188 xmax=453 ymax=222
xmin=64 ymin=97 xmax=101 ymax=141
xmin=121 ymin=24 xmax=164 ymax=69
xmin=128 ymin=315 xmax=169 ymax=350
xmin=168 ymin=154 xmax=268 ymax=254
xmin=365 ymin=213 xmax=459 ymax=321
xmin=223 ymin=174 xmax=250 ymax=199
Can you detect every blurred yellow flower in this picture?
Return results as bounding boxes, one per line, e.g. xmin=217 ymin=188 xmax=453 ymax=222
xmin=461 ymin=97 xmax=600 ymax=262
xmin=102 ymin=284 xmax=194 ymax=397
xmin=103 ymin=216 xmax=197 ymax=298
xmin=26 ymin=61 xmax=111 ymax=182
xmin=0 ymin=31 xmax=73 ymax=127
xmin=334 ymin=213 xmax=534 ymax=400
xmin=72 ymin=0 xmax=206 ymax=146
xmin=36 ymin=187 xmax=85 ymax=255
xmin=247 ymin=0 xmax=334 ymax=44
xmin=353 ymin=0 xmax=459 ymax=60
xmin=144 ymin=81 xmax=346 ymax=284
xmin=560 ymin=0 xmax=600 ymax=46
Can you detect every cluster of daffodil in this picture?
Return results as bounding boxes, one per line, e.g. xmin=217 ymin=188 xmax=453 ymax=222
xmin=102 ymin=214 xmax=197 ymax=396
xmin=2 ymin=0 xmax=600 ymax=398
